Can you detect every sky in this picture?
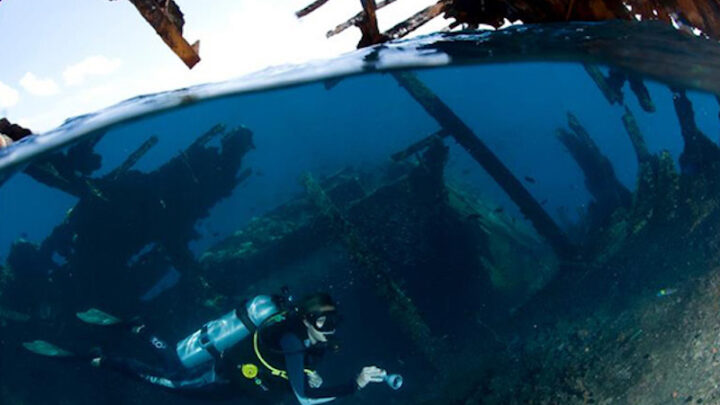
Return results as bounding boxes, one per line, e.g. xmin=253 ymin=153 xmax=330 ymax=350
xmin=0 ymin=0 xmax=448 ymax=133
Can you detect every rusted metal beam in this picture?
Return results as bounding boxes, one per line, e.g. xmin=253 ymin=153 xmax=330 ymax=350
xmin=127 ymin=0 xmax=200 ymax=69
xmin=557 ymin=113 xmax=631 ymax=225
xmin=326 ymin=0 xmax=398 ymax=38
xmin=583 ymin=64 xmax=624 ymax=106
xmin=672 ymin=89 xmax=720 ymax=174
xmin=310 ymin=0 xmax=720 ymax=51
xmin=296 ymin=0 xmax=332 ymax=18
xmin=393 ymin=71 xmax=575 ymax=258
xmin=621 ymin=107 xmax=651 ymax=163
xmin=357 ymin=0 xmax=386 ymax=48
xmin=391 ymin=129 xmax=448 ymax=162
xmin=110 ymin=135 xmax=159 ymax=180
xmin=383 ymin=0 xmax=449 ymax=40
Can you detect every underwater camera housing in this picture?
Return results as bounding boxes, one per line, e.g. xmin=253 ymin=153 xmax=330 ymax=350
xmin=176 ymin=295 xmax=279 ymax=368
xmin=385 ymin=373 xmax=403 ymax=390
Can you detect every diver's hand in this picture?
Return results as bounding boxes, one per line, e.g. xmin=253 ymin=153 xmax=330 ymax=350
xmin=307 ymin=371 xmax=323 ymax=388
xmin=356 ymin=366 xmax=386 ymax=389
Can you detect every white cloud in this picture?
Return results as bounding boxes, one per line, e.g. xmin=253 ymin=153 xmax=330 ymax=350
xmin=19 ymin=72 xmax=60 ymax=96
xmin=14 ymin=85 xmax=120 ymax=133
xmin=2 ymin=1 xmax=451 ymax=134
xmin=0 ymin=80 xmax=19 ymax=108
xmin=63 ymin=55 xmax=122 ymax=86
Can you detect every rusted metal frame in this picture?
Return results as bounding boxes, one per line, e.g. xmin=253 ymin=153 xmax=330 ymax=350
xmin=391 ymin=129 xmax=448 ymax=162
xmin=382 ymin=0 xmax=449 ymax=40
xmin=621 ymin=107 xmax=650 ymax=163
xmin=672 ymin=89 xmax=720 ymax=172
xmin=392 ymin=71 xmax=575 ymax=258
xmin=357 ymin=0 xmax=386 ymax=47
xmin=110 ymin=135 xmax=159 ymax=180
xmin=557 ymin=113 xmax=632 ymax=221
xmin=296 ymin=0 xmax=332 ymax=18
xmin=188 ymin=123 xmax=226 ymax=150
xmin=302 ymin=172 xmax=444 ymax=369
xmin=326 ymin=0 xmax=399 ymax=38
xmin=304 ymin=0 xmax=720 ymax=51
xmin=127 ymin=0 xmax=200 ymax=69
xmin=583 ymin=64 xmax=624 ymax=106
xmin=23 ymin=162 xmax=86 ymax=198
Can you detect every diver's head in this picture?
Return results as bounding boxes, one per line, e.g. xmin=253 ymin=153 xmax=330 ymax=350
xmin=299 ymin=293 xmax=340 ymax=344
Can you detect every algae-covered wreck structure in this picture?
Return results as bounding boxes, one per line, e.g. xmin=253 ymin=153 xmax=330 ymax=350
xmin=4 ymin=8 xmax=720 ymax=405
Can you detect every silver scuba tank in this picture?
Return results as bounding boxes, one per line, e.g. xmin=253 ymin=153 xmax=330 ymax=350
xmin=176 ymin=295 xmax=278 ymax=368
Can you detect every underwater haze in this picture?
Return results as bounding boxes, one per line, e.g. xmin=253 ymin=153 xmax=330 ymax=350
xmin=3 ymin=22 xmax=720 ymax=404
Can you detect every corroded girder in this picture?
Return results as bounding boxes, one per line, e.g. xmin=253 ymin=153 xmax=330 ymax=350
xmin=393 ymin=71 xmax=575 ymax=258
xmin=127 ymin=0 xmax=200 ymax=69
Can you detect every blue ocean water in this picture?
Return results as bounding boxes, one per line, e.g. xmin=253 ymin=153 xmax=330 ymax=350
xmin=3 ymin=23 xmax=720 ymax=405
xmin=2 ymin=62 xmax=717 ymax=260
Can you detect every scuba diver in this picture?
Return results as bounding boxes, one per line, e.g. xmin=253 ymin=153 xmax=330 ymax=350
xmin=24 ymin=292 xmax=397 ymax=404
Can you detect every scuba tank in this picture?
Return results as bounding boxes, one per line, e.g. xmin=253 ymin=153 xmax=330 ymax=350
xmin=176 ymin=295 xmax=279 ymax=368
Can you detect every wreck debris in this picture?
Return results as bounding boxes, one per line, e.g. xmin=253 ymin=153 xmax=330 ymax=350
xmin=357 ymin=0 xmax=386 ymax=48
xmin=622 ymin=107 xmax=650 ymax=164
xmin=670 ymin=90 xmax=720 ymax=230
xmin=302 ymin=167 xmax=445 ymax=369
xmin=583 ymin=65 xmax=656 ymax=112
xmin=4 ymin=124 xmax=254 ymax=314
xmin=583 ymin=64 xmax=624 ymax=106
xmin=190 ymin=123 xmax=226 ymax=148
xmin=0 ymin=119 xmax=26 ymax=155
xmin=628 ymin=75 xmax=655 ymax=112
xmin=299 ymin=0 xmax=720 ymax=52
xmin=392 ymin=71 xmax=575 ymax=258
xmin=295 ymin=0 xmax=332 ymax=18
xmin=382 ymin=0 xmax=449 ymax=42
xmin=620 ymin=108 xmax=678 ymax=226
xmin=0 ymin=265 xmax=11 ymax=299
xmin=391 ymin=129 xmax=447 ymax=162
xmin=126 ymin=0 xmax=200 ymax=69
xmin=441 ymin=0 xmax=720 ymax=41
xmin=0 ymin=118 xmax=32 ymax=142
xmin=110 ymin=135 xmax=158 ymax=180
xmin=672 ymin=90 xmax=720 ymax=175
xmin=556 ymin=113 xmax=631 ymax=227
xmin=327 ymin=0 xmax=398 ymax=38
xmin=22 ymin=133 xmax=104 ymax=198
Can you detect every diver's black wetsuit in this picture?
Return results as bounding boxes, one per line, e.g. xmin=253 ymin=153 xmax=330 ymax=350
xmin=257 ymin=315 xmax=358 ymax=404
xmin=100 ymin=315 xmax=358 ymax=404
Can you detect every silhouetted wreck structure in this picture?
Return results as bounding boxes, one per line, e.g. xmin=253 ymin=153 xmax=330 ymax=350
xmin=299 ymin=0 xmax=720 ymax=45
xmin=197 ymin=138 xmax=558 ymax=372
xmin=3 ymin=124 xmax=253 ymax=316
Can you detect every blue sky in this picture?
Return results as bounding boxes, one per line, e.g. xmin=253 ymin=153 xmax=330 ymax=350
xmin=0 ymin=0 xmax=445 ymax=132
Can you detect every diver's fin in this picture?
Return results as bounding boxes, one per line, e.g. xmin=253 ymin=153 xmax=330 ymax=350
xmin=76 ymin=308 xmax=122 ymax=326
xmin=22 ymin=340 xmax=75 ymax=357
